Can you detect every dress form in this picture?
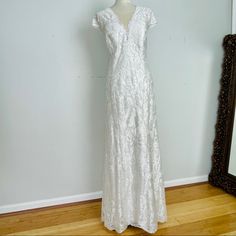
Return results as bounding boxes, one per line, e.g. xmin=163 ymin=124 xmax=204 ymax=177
xmin=110 ymin=0 xmax=136 ymax=30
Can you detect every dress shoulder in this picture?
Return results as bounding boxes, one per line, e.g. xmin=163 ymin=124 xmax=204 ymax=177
xmin=91 ymin=9 xmax=112 ymax=32
xmin=91 ymin=9 xmax=105 ymax=31
xmin=92 ymin=13 xmax=100 ymax=30
xmin=144 ymin=7 xmax=158 ymax=30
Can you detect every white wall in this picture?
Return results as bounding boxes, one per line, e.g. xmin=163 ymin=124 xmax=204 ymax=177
xmin=233 ymin=0 xmax=236 ymax=33
xmin=0 ymin=0 xmax=232 ymax=212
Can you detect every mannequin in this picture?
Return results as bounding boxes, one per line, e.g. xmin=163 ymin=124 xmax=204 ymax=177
xmin=110 ymin=0 xmax=136 ymax=30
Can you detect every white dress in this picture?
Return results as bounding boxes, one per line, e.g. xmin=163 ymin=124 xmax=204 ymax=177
xmin=92 ymin=5 xmax=168 ymax=234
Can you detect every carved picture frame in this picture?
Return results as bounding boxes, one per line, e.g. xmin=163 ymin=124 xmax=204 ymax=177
xmin=208 ymin=34 xmax=236 ymax=196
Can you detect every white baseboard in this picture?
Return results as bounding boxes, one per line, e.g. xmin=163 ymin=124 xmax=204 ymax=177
xmin=0 ymin=191 xmax=102 ymax=215
xmin=0 ymin=175 xmax=208 ymax=215
xmin=164 ymin=174 xmax=208 ymax=188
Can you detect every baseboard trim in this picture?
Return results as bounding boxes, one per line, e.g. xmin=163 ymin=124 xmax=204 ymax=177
xmin=165 ymin=174 xmax=208 ymax=188
xmin=0 ymin=175 xmax=208 ymax=215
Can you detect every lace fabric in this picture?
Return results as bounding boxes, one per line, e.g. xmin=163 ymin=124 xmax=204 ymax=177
xmin=92 ymin=6 xmax=167 ymax=234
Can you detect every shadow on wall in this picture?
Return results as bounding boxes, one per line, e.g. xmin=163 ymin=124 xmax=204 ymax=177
xmin=75 ymin=13 xmax=110 ymax=183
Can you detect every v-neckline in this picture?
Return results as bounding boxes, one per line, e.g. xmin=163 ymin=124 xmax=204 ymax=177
xmin=108 ymin=6 xmax=138 ymax=34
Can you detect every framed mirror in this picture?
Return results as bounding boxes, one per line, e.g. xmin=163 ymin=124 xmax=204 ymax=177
xmin=208 ymin=34 xmax=236 ymax=196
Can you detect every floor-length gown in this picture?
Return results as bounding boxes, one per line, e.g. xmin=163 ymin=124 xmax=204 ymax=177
xmin=92 ymin=5 xmax=168 ymax=234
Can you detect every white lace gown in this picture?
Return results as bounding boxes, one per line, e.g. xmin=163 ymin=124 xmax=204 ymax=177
xmin=92 ymin=5 xmax=168 ymax=234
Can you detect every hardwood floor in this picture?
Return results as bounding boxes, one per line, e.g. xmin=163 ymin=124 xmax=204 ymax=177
xmin=0 ymin=182 xmax=236 ymax=235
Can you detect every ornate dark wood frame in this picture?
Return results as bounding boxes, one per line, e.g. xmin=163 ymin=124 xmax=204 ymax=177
xmin=208 ymin=34 xmax=236 ymax=196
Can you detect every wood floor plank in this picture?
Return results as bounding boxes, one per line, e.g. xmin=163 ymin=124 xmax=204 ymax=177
xmin=7 ymin=218 xmax=100 ymax=236
xmin=0 ymin=183 xmax=236 ymax=235
xmin=219 ymin=230 xmax=236 ymax=235
xmin=0 ymin=201 xmax=101 ymax=234
xmin=165 ymin=182 xmax=225 ymax=204
xmin=156 ymin=213 xmax=236 ymax=235
xmin=167 ymin=194 xmax=236 ymax=217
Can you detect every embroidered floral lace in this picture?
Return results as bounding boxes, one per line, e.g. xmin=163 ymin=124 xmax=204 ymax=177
xmin=92 ymin=6 xmax=168 ymax=234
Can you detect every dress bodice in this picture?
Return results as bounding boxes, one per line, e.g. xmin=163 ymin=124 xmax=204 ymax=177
xmin=92 ymin=6 xmax=157 ymax=75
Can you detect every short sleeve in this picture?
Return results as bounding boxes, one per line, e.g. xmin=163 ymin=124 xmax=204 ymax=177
xmin=92 ymin=14 xmax=99 ymax=29
xmin=92 ymin=13 xmax=101 ymax=31
xmin=147 ymin=9 xmax=158 ymax=29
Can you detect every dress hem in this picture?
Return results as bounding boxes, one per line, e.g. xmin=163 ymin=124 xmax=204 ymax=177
xmin=101 ymin=216 xmax=167 ymax=234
